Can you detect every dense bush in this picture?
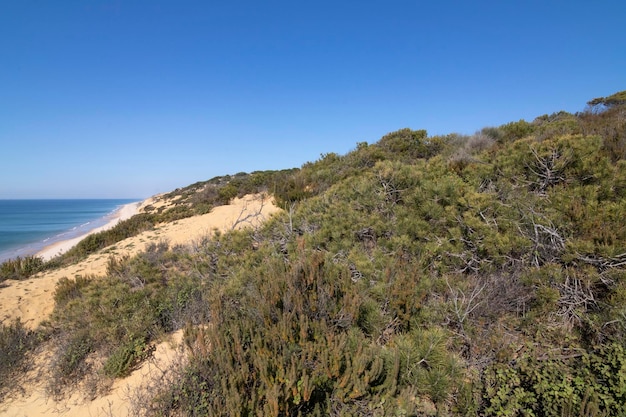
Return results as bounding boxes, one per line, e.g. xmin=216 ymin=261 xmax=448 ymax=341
xmin=32 ymin=90 xmax=626 ymax=414
xmin=481 ymin=342 xmax=626 ymax=416
xmin=0 ymin=255 xmax=45 ymax=281
xmin=143 ymin=244 xmax=468 ymax=416
xmin=58 ymin=213 xmax=158 ymax=262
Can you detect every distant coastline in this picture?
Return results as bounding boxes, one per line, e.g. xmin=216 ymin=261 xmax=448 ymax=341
xmin=36 ymin=201 xmax=142 ymax=261
xmin=0 ymin=199 xmax=142 ymax=263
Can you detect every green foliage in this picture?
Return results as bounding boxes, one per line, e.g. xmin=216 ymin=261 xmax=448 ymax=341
xmin=499 ymin=119 xmax=535 ymax=143
xmin=58 ymin=213 xmax=158 ymax=262
xmin=587 ymin=90 xmax=626 ymax=109
xmin=164 ymin=169 xmax=298 ymax=209
xmin=579 ymin=94 xmax=626 ymax=161
xmin=395 ymin=327 xmax=462 ymax=404
xmin=533 ymin=111 xmax=581 ymax=141
xmin=0 ymin=320 xmax=42 ymax=400
xmin=217 ymin=183 xmax=238 ymax=204
xmin=53 ymin=328 xmax=94 ymax=380
xmin=103 ymin=336 xmax=153 ymax=378
xmin=378 ymin=128 xmax=434 ymax=159
xmin=146 ymin=248 xmax=450 ymax=416
xmin=30 ymin=90 xmax=626 ymax=414
xmin=273 ymin=128 xmax=445 ymax=205
xmin=54 ymin=275 xmax=91 ymax=306
xmin=0 ymin=255 xmax=45 ymax=281
xmin=48 ymin=244 xmax=207 ymax=392
xmin=481 ymin=343 xmax=626 ymax=416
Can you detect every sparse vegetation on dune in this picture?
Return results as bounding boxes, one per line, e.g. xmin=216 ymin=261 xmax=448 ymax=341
xmin=2 ymin=91 xmax=626 ymax=415
xmin=0 ymin=320 xmax=44 ymax=402
xmin=0 ymin=169 xmax=293 ymax=281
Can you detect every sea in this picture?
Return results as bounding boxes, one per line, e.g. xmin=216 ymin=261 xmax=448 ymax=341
xmin=0 ymin=199 xmax=139 ymax=263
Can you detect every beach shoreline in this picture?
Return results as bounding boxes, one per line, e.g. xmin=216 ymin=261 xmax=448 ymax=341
xmin=36 ymin=200 xmax=142 ymax=261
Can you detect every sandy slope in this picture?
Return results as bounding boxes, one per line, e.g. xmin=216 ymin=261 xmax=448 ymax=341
xmin=0 ymin=202 xmax=141 ymax=329
xmin=0 ymin=193 xmax=281 ymax=416
xmin=1 ymin=331 xmax=184 ymax=417
xmin=0 ymin=194 xmax=279 ymax=330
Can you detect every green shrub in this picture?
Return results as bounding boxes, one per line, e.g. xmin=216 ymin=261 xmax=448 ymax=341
xmin=103 ymin=336 xmax=154 ymax=378
xmin=481 ymin=343 xmax=626 ymax=416
xmin=53 ymin=275 xmax=91 ymax=306
xmin=32 ymin=91 xmax=626 ymax=413
xmin=395 ymin=327 xmax=463 ymax=405
xmin=499 ymin=119 xmax=535 ymax=143
xmin=48 ymin=249 xmax=206 ymax=394
xmin=0 ymin=255 xmax=45 ymax=281
xmin=0 ymin=320 xmax=42 ymax=400
xmin=53 ymin=328 xmax=93 ymax=380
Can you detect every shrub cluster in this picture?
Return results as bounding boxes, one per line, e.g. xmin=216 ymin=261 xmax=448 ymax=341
xmin=0 ymin=320 xmax=42 ymax=401
xmin=132 ymin=91 xmax=626 ymax=416
xmin=9 ymin=90 xmax=626 ymax=415
xmin=47 ymin=242 xmax=207 ymax=396
xmin=0 ymin=255 xmax=45 ymax=282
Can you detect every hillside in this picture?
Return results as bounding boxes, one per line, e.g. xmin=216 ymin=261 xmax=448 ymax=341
xmin=2 ymin=90 xmax=626 ymax=416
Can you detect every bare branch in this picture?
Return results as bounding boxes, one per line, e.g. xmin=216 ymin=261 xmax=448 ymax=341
xmin=516 ymin=203 xmax=566 ymax=266
xmin=230 ymin=195 xmax=267 ymax=231
xmin=555 ymin=275 xmax=597 ymax=327
xmin=576 ymin=252 xmax=626 ymax=271
xmin=446 ymin=278 xmax=485 ymax=333
xmin=526 ymin=146 xmax=569 ymax=194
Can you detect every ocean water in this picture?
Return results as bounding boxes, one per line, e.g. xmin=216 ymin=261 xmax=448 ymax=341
xmin=0 ymin=199 xmax=139 ymax=263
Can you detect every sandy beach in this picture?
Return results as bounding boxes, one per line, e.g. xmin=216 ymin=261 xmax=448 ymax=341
xmin=0 ymin=193 xmax=281 ymax=416
xmin=36 ymin=201 xmax=142 ymax=261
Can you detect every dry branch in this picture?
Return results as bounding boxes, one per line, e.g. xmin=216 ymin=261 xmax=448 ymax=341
xmin=230 ymin=196 xmax=267 ymax=231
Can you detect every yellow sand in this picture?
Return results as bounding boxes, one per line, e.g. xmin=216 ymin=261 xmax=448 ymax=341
xmin=0 ymin=193 xmax=281 ymax=416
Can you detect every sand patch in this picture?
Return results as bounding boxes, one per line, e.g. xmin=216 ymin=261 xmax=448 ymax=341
xmin=0 ymin=331 xmax=184 ymax=417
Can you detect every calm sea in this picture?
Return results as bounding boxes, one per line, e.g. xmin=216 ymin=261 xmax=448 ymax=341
xmin=0 ymin=199 xmax=139 ymax=263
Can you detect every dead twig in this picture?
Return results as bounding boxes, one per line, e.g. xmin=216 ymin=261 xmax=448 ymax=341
xmin=230 ymin=196 xmax=267 ymax=231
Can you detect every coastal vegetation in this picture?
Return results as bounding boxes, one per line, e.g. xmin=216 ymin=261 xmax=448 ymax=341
xmin=0 ymin=320 xmax=43 ymax=402
xmin=0 ymin=169 xmax=294 ymax=281
xmin=1 ymin=90 xmax=626 ymax=415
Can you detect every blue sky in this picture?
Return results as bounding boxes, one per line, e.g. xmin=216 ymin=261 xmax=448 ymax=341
xmin=1 ymin=1 xmax=624 ymax=199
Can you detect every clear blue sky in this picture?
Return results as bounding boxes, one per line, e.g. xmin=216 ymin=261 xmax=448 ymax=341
xmin=1 ymin=1 xmax=624 ymax=199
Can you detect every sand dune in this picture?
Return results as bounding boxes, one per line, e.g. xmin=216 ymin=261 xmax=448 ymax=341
xmin=0 ymin=193 xmax=281 ymax=416
xmin=1 ymin=331 xmax=184 ymax=417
